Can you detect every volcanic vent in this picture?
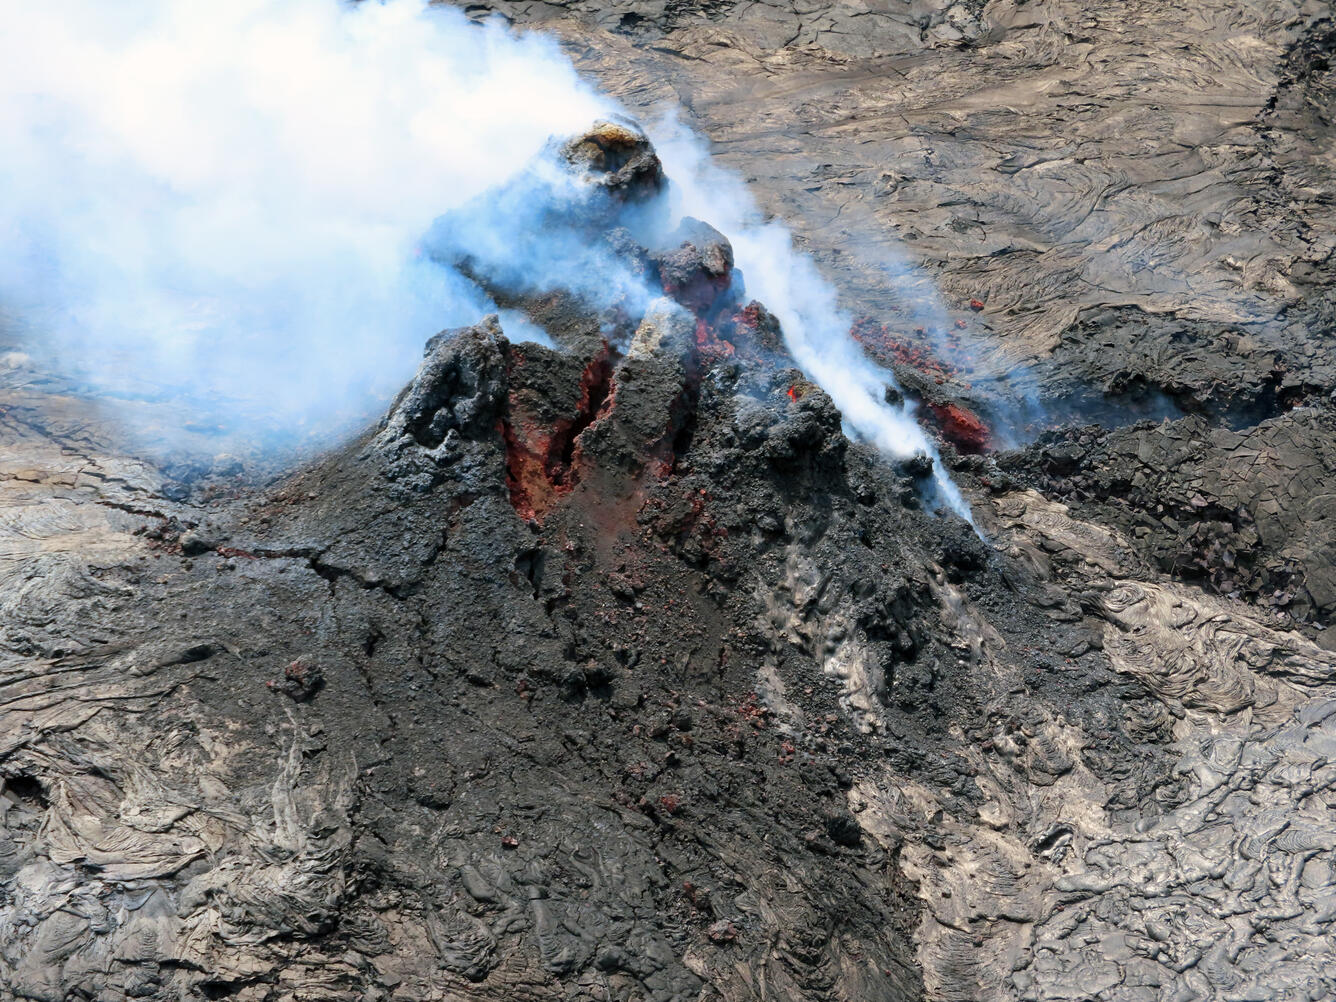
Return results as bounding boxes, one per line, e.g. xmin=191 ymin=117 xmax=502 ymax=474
xmin=8 ymin=109 xmax=1336 ymax=1002
xmin=419 ymin=120 xmax=927 ymax=527
xmin=0 ymin=120 xmax=995 ymax=999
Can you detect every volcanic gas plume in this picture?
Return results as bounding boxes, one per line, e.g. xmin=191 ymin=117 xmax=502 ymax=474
xmin=0 ymin=0 xmax=611 ymax=441
xmin=0 ymin=0 xmax=975 ymax=519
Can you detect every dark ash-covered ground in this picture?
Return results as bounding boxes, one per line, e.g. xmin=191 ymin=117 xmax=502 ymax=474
xmin=4 ymin=4 xmax=1336 ymax=1002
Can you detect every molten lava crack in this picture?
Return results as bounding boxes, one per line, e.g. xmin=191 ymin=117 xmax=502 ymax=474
xmin=501 ymin=345 xmax=615 ymax=522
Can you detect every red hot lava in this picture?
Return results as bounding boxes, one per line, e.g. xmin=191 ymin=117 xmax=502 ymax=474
xmin=849 ymin=316 xmax=992 ymax=454
xmin=500 ymin=346 xmax=615 ymax=522
xmin=925 ymin=402 xmax=991 ymax=454
xmin=851 ymin=317 xmax=955 ymax=382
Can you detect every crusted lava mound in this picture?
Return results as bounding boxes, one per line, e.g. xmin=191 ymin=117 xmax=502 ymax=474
xmin=0 ymin=122 xmax=974 ymax=1001
xmin=5 ymin=117 xmax=1336 ymax=1002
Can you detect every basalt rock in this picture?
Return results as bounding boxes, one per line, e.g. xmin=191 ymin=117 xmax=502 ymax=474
xmin=650 ymin=217 xmax=738 ymax=317
xmin=383 ymin=316 xmax=509 ymax=451
xmin=0 ymin=303 xmax=957 ymax=1000
xmin=999 ymin=402 xmax=1336 ymax=647
xmin=560 ymin=118 xmax=665 ymax=203
xmin=18 ymin=263 xmax=1335 ymax=997
xmin=6 ymin=4 xmax=1336 ymax=1002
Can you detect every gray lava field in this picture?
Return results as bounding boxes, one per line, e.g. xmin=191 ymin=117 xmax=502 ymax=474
xmin=2 ymin=3 xmax=1336 ymax=1001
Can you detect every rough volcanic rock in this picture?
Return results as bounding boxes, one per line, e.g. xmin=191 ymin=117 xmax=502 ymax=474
xmin=575 ymin=299 xmax=698 ymax=478
xmin=999 ymin=401 xmax=1336 ymax=647
xmin=649 ymin=218 xmax=737 ymax=317
xmin=4 ymin=5 xmax=1336 ymax=1002
xmin=8 ymin=292 xmax=1335 ymax=999
xmin=560 ymin=118 xmax=666 ymax=202
xmin=0 ymin=308 xmax=948 ymax=1000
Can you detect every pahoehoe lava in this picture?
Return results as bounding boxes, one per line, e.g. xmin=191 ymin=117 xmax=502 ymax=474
xmin=3 ymin=4 xmax=1336 ymax=1002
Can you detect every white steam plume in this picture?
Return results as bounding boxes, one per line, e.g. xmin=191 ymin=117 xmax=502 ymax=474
xmin=649 ymin=118 xmax=974 ymax=522
xmin=0 ymin=0 xmax=610 ymax=443
xmin=1 ymin=0 xmax=973 ymax=524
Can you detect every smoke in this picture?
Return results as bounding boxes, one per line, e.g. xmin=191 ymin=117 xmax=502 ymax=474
xmin=496 ymin=309 xmax=557 ymax=350
xmin=648 ymin=117 xmax=974 ymax=522
xmin=856 ymin=242 xmax=1045 ymax=451
xmin=0 ymin=0 xmax=973 ymax=523
xmin=421 ymin=143 xmax=660 ymax=328
xmin=0 ymin=0 xmax=610 ymax=446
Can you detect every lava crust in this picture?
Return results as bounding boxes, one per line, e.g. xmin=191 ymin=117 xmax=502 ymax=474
xmin=4 ymin=8 xmax=1336 ymax=1002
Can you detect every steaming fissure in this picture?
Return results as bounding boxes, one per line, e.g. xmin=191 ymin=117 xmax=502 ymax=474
xmin=4 ymin=1 xmax=1336 ymax=1001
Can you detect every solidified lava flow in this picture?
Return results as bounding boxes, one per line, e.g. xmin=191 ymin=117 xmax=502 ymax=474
xmin=5 ymin=5 xmax=1336 ymax=1002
